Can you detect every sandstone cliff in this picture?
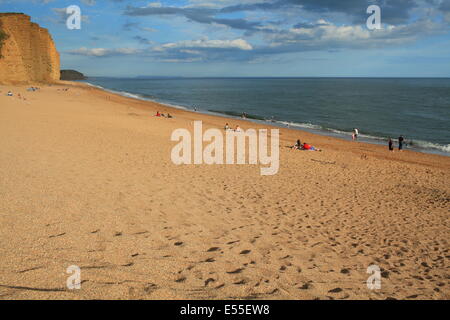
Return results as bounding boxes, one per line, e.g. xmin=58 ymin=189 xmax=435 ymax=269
xmin=0 ymin=13 xmax=60 ymax=84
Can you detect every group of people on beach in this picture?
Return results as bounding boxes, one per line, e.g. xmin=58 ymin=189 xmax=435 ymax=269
xmin=388 ymin=135 xmax=405 ymax=151
xmin=5 ymin=90 xmax=27 ymax=101
xmin=224 ymin=123 xmax=242 ymax=132
xmin=353 ymin=128 xmax=406 ymax=152
xmin=155 ymin=111 xmax=173 ymax=118
xmin=291 ymin=139 xmax=321 ymax=151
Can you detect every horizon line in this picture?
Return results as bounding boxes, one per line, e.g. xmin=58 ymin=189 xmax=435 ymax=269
xmin=83 ymin=76 xmax=450 ymax=79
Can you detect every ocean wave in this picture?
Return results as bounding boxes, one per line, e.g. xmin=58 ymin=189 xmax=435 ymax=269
xmin=85 ymin=82 xmax=148 ymax=101
xmin=276 ymin=121 xmax=322 ymax=130
xmin=408 ymin=140 xmax=450 ymax=153
xmin=208 ymin=110 xmax=266 ymax=121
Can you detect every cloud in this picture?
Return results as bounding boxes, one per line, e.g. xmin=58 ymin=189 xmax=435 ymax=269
xmin=154 ymin=38 xmax=253 ymax=51
xmin=133 ymin=35 xmax=155 ymax=45
xmin=123 ymin=4 xmax=263 ymax=31
xmin=122 ymin=0 xmax=429 ymax=37
xmin=81 ymin=0 xmax=96 ymax=6
xmin=62 ymin=0 xmax=449 ymax=65
xmin=256 ymin=18 xmax=445 ymax=56
xmin=66 ymin=47 xmax=142 ymax=57
xmin=148 ymin=38 xmax=254 ymax=62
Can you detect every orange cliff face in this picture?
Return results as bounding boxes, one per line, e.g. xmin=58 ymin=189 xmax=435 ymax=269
xmin=0 ymin=13 xmax=60 ymax=84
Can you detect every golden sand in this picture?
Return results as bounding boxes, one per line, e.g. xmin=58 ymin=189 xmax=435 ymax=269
xmin=0 ymin=82 xmax=448 ymax=299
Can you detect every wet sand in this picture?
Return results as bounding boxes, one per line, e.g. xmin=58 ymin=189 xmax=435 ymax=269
xmin=0 ymin=82 xmax=448 ymax=299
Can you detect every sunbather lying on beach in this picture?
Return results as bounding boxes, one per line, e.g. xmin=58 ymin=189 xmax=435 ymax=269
xmin=302 ymin=142 xmax=321 ymax=151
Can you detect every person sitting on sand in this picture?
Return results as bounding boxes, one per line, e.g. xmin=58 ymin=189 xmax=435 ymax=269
xmin=235 ymin=125 xmax=241 ymax=132
xmin=156 ymin=111 xmax=161 ymax=117
xmin=7 ymin=91 xmax=13 ymax=96
xmin=291 ymin=139 xmax=301 ymax=150
xmin=167 ymin=113 xmax=173 ymax=118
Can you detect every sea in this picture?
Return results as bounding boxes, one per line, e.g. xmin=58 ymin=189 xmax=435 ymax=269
xmin=83 ymin=77 xmax=450 ymax=156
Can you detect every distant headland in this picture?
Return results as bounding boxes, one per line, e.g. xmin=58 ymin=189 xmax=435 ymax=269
xmin=60 ymin=69 xmax=87 ymax=80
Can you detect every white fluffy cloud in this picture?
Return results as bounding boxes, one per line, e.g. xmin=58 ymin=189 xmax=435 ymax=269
xmin=154 ymin=38 xmax=253 ymax=51
xmin=67 ymin=47 xmax=141 ymax=57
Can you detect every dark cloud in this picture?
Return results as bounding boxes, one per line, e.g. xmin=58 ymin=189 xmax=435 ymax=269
xmin=293 ymin=20 xmax=330 ymax=29
xmin=220 ymin=0 xmax=417 ymax=24
xmin=124 ymin=5 xmax=263 ymax=31
xmin=115 ymin=0 xmax=448 ymax=63
xmin=124 ymin=0 xmax=419 ymax=32
xmin=284 ymin=0 xmax=418 ymax=24
xmin=440 ymin=1 xmax=450 ymax=12
xmin=123 ymin=21 xmax=139 ymax=31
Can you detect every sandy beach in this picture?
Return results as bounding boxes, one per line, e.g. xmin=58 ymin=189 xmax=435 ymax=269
xmin=0 ymin=81 xmax=448 ymax=300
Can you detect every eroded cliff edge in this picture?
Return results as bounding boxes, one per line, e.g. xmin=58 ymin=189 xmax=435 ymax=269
xmin=0 ymin=13 xmax=60 ymax=84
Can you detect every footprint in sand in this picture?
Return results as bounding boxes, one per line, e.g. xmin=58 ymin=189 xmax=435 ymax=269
xmin=227 ymin=268 xmax=244 ymax=274
xmin=233 ymin=279 xmax=246 ymax=285
xmin=299 ymin=282 xmax=311 ymax=290
xmin=204 ymin=278 xmax=215 ymax=286
xmin=49 ymin=232 xmax=66 ymax=238
xmin=240 ymin=250 xmax=251 ymax=255
xmin=207 ymin=247 xmax=221 ymax=252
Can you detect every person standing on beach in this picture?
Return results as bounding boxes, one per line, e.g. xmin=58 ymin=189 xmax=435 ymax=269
xmin=398 ymin=135 xmax=404 ymax=151
xmin=388 ymin=138 xmax=394 ymax=151
xmin=353 ymin=128 xmax=359 ymax=140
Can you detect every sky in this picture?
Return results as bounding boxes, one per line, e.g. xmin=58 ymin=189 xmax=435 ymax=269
xmin=0 ymin=0 xmax=449 ymax=77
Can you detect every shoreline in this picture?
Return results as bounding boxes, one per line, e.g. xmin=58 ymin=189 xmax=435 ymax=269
xmin=72 ymin=80 xmax=450 ymax=168
xmin=81 ymin=80 xmax=450 ymax=157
